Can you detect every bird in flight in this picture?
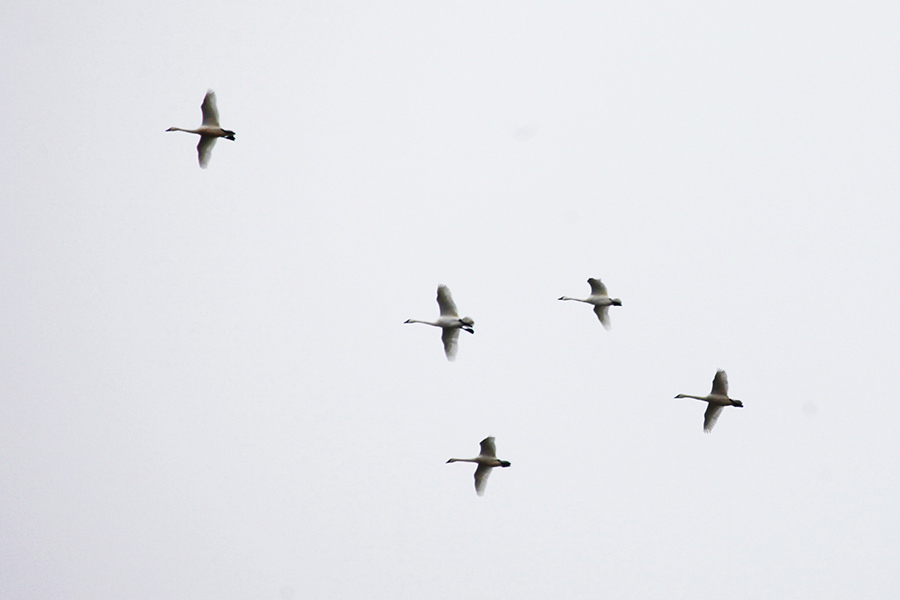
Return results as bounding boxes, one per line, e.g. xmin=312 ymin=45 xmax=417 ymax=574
xmin=404 ymin=284 xmax=474 ymax=361
xmin=446 ymin=437 xmax=511 ymax=496
xmin=558 ymin=277 xmax=622 ymax=329
xmin=675 ymin=369 xmax=744 ymax=432
xmin=166 ymin=90 xmax=236 ymax=168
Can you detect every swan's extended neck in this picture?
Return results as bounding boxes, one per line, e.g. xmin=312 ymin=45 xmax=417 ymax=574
xmin=675 ymin=394 xmax=708 ymax=401
xmin=404 ymin=319 xmax=437 ymax=327
xmin=446 ymin=457 xmax=478 ymax=463
xmin=166 ymin=126 xmax=235 ymax=140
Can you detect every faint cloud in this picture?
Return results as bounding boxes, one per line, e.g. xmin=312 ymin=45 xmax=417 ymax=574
xmin=802 ymin=401 xmax=818 ymax=417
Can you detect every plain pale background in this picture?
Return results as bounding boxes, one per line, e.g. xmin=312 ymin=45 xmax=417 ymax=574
xmin=2 ymin=2 xmax=899 ymax=599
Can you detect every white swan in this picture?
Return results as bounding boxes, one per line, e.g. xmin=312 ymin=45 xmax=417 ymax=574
xmin=446 ymin=437 xmax=511 ymax=496
xmin=558 ymin=278 xmax=622 ymax=329
xmin=166 ymin=90 xmax=235 ymax=168
xmin=404 ymin=284 xmax=474 ymax=361
xmin=675 ymin=369 xmax=744 ymax=432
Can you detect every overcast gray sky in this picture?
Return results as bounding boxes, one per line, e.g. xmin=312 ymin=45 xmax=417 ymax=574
xmin=2 ymin=2 xmax=900 ymax=599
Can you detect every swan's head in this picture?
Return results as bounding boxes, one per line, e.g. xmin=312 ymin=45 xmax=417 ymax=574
xmin=732 ymin=400 xmax=744 ymax=408
xmin=674 ymin=394 xmax=686 ymax=399
xmin=611 ymin=298 xmax=623 ymax=306
xmin=165 ymin=127 xmax=178 ymax=132
xmin=403 ymin=319 xmax=414 ymax=324
xmin=499 ymin=460 xmax=511 ymax=468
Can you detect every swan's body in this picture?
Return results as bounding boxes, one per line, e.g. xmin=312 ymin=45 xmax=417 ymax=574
xmin=675 ymin=369 xmax=744 ymax=432
xmin=446 ymin=437 xmax=511 ymax=496
xmin=166 ymin=90 xmax=235 ymax=168
xmin=558 ymin=278 xmax=622 ymax=329
xmin=404 ymin=285 xmax=474 ymax=361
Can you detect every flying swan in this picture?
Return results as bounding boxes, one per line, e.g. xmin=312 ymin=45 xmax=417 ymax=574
xmin=166 ymin=90 xmax=236 ymax=168
xmin=675 ymin=369 xmax=744 ymax=432
xmin=446 ymin=437 xmax=511 ymax=496
xmin=558 ymin=277 xmax=622 ymax=329
xmin=404 ymin=284 xmax=474 ymax=361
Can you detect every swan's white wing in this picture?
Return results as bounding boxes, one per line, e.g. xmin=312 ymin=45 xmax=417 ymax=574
xmin=436 ymin=285 xmax=458 ymax=316
xmin=704 ymin=404 xmax=723 ymax=432
xmin=479 ymin=436 xmax=497 ymax=458
xmin=593 ymin=304 xmax=611 ymax=329
xmin=474 ymin=464 xmax=492 ymax=496
xmin=197 ymin=136 xmax=217 ymax=169
xmin=711 ymin=370 xmax=728 ymax=396
xmin=201 ymin=90 xmax=220 ymax=127
xmin=587 ymin=278 xmax=609 ymax=297
xmin=441 ymin=327 xmax=459 ymax=361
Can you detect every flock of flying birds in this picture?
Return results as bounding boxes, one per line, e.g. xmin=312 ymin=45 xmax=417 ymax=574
xmin=403 ymin=281 xmax=744 ymax=494
xmin=167 ymin=90 xmax=746 ymax=496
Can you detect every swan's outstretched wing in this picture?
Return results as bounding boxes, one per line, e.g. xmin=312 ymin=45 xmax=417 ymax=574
xmin=704 ymin=404 xmax=723 ymax=432
xmin=587 ymin=278 xmax=609 ymax=297
xmin=593 ymin=304 xmax=611 ymax=329
xmin=436 ymin=285 xmax=458 ymax=316
xmin=479 ymin=436 xmax=497 ymax=458
xmin=474 ymin=463 xmax=492 ymax=496
xmin=201 ymin=90 xmax=220 ymax=127
xmin=197 ymin=136 xmax=217 ymax=169
xmin=711 ymin=370 xmax=728 ymax=396
xmin=441 ymin=327 xmax=459 ymax=361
